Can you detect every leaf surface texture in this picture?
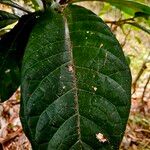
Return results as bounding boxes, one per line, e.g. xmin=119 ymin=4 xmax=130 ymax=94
xmin=21 ymin=5 xmax=131 ymax=150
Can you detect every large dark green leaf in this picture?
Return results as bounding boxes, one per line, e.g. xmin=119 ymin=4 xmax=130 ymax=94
xmin=21 ymin=4 xmax=131 ymax=150
xmin=0 ymin=10 xmax=18 ymax=29
xmin=0 ymin=13 xmax=36 ymax=102
xmin=70 ymin=0 xmax=150 ymax=17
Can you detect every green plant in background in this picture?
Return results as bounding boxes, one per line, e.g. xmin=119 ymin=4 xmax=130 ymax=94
xmin=0 ymin=0 xmax=149 ymax=149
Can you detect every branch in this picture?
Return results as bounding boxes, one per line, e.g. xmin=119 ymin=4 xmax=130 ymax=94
xmin=132 ymin=52 xmax=150 ymax=94
xmin=105 ymin=18 xmax=150 ymax=35
xmin=121 ymin=28 xmax=131 ymax=48
xmin=105 ymin=18 xmax=135 ymax=26
xmin=141 ymin=75 xmax=150 ymax=102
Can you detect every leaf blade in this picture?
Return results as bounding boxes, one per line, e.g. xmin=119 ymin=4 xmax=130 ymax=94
xmin=0 ymin=13 xmax=36 ymax=101
xmin=21 ymin=4 xmax=131 ymax=150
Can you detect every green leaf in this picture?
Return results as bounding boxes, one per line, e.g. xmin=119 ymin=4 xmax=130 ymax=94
xmin=134 ymin=12 xmax=149 ymax=19
xmin=70 ymin=0 xmax=150 ymax=17
xmin=104 ymin=0 xmax=150 ymax=16
xmin=126 ymin=22 xmax=150 ymax=34
xmin=0 ymin=13 xmax=36 ymax=102
xmin=21 ymin=4 xmax=131 ymax=150
xmin=0 ymin=10 xmax=18 ymax=29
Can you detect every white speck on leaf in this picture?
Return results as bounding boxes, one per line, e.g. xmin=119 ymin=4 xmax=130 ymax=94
xmin=5 ymin=69 xmax=10 ymax=74
xmin=68 ymin=65 xmax=73 ymax=72
xmin=92 ymin=86 xmax=97 ymax=91
xmin=96 ymin=133 xmax=107 ymax=143
xmin=90 ymin=32 xmax=94 ymax=35
xmin=99 ymin=43 xmax=103 ymax=48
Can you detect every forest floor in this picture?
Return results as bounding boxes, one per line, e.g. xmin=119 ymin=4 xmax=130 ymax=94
xmin=120 ymin=83 xmax=150 ymax=150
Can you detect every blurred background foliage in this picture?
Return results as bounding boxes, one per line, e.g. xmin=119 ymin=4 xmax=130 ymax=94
xmin=0 ymin=0 xmax=150 ymax=149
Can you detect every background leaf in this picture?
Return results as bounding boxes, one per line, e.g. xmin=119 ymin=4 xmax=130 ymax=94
xmin=0 ymin=13 xmax=36 ymax=102
xmin=0 ymin=10 xmax=18 ymax=29
xmin=70 ymin=0 xmax=150 ymax=17
xmin=104 ymin=0 xmax=150 ymax=16
xmin=126 ymin=22 xmax=150 ymax=34
xmin=21 ymin=4 xmax=131 ymax=150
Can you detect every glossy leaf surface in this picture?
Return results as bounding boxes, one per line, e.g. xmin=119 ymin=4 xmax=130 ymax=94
xmin=0 ymin=13 xmax=36 ymax=101
xmin=21 ymin=4 xmax=131 ymax=150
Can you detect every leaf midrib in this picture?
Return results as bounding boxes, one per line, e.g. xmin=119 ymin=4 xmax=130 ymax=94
xmin=63 ymin=15 xmax=82 ymax=146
